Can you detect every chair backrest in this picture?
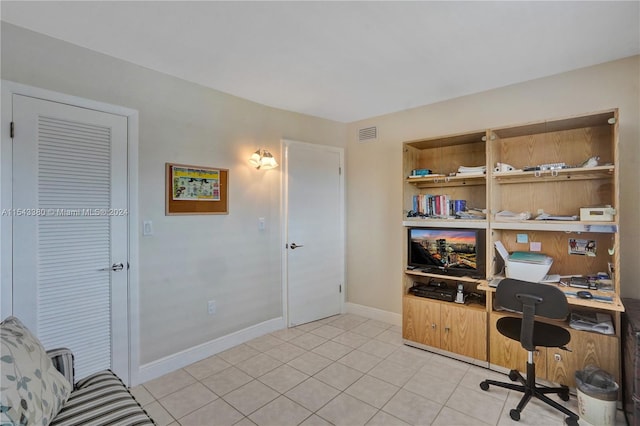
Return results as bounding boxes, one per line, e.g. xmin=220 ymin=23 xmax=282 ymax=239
xmin=495 ymin=278 xmax=569 ymax=350
xmin=496 ymin=278 xmax=569 ymax=318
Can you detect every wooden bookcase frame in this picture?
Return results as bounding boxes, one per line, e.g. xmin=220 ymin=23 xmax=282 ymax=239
xmin=401 ymin=109 xmax=621 ymax=388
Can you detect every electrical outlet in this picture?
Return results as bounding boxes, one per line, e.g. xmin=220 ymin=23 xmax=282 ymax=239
xmin=207 ymin=300 xmax=216 ymax=315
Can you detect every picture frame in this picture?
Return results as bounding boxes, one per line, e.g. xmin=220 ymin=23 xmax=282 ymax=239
xmin=165 ymin=163 xmax=229 ymax=215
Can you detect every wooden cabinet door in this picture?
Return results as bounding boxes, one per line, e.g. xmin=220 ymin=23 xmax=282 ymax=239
xmin=489 ymin=313 xmax=547 ymax=376
xmin=547 ymin=328 xmax=620 ymax=388
xmin=441 ymin=303 xmax=487 ymax=361
xmin=403 ymin=296 xmax=440 ymax=348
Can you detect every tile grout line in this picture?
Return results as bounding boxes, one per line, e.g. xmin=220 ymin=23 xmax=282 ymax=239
xmin=136 ymin=314 xmax=591 ymax=426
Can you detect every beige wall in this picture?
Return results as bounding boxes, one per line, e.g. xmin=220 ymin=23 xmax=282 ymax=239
xmin=346 ymin=56 xmax=640 ymax=313
xmin=2 ymin=21 xmax=639 ymax=367
xmin=0 ymin=23 xmax=347 ymax=364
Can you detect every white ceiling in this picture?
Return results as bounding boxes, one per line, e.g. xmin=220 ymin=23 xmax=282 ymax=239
xmin=2 ymin=1 xmax=639 ymax=123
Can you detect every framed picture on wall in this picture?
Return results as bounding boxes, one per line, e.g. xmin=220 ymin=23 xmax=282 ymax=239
xmin=165 ymin=163 xmax=228 ymax=215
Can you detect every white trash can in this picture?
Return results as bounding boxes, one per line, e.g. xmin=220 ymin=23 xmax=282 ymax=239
xmin=575 ymin=365 xmax=619 ymax=426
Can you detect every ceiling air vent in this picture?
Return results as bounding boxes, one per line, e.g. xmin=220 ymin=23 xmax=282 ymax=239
xmin=358 ymin=126 xmax=378 ymax=142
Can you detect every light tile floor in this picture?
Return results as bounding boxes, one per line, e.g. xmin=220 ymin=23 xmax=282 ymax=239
xmin=131 ymin=314 xmax=627 ymax=426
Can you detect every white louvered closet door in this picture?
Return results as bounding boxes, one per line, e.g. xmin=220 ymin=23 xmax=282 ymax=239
xmin=12 ymin=94 xmax=129 ymax=381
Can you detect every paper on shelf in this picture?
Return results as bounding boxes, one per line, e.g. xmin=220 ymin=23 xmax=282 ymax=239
xmin=458 ymin=165 xmax=486 ymax=173
xmin=495 ymin=241 xmax=509 ymax=262
xmin=495 ymin=210 xmax=532 ymax=221
xmin=569 ymin=311 xmax=614 ymax=334
xmin=535 ymin=212 xmax=579 ymax=221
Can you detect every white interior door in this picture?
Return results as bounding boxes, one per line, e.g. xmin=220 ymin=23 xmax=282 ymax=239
xmin=11 ymin=94 xmax=129 ymax=381
xmin=285 ymin=140 xmax=344 ymax=326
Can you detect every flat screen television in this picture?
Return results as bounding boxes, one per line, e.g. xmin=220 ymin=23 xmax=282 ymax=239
xmin=408 ymin=227 xmax=486 ymax=279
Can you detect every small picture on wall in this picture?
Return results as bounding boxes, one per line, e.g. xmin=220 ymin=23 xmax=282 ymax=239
xmin=569 ymin=238 xmax=596 ymax=256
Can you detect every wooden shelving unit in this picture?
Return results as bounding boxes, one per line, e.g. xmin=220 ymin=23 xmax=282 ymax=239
xmin=401 ymin=109 xmax=621 ymax=388
xmin=402 ymin=129 xmax=490 ymax=365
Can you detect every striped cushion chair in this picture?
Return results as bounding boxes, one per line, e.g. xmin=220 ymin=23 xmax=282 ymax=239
xmin=0 ymin=314 xmax=155 ymax=426
xmin=49 ymin=358 xmax=155 ymax=426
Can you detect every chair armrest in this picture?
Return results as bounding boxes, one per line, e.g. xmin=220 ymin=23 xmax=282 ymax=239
xmin=46 ymin=347 xmax=75 ymax=388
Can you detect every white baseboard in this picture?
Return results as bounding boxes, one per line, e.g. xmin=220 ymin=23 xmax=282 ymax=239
xmin=135 ymin=306 xmax=400 ymax=386
xmin=344 ymin=302 xmax=401 ymax=327
xmin=135 ymin=317 xmax=285 ymax=386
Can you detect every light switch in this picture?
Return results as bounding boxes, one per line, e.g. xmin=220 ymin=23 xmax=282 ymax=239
xmin=143 ymin=220 xmax=153 ymax=236
xmin=258 ymin=217 xmax=265 ymax=231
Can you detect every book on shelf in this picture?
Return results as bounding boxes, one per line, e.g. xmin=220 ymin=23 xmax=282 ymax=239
xmin=455 ymin=172 xmax=485 ymax=177
xmin=408 ymin=173 xmax=446 ymax=179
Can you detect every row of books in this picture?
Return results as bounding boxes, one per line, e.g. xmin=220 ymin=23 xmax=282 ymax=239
xmin=412 ymin=194 xmax=461 ymax=218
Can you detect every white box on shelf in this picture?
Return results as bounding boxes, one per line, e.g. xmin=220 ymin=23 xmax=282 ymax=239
xmin=580 ymin=206 xmax=616 ymax=222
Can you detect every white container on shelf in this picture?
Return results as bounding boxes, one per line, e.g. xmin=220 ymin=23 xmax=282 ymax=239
xmin=580 ymin=206 xmax=616 ymax=222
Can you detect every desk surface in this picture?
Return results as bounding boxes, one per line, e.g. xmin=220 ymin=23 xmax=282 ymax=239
xmin=477 ymin=282 xmax=625 ymax=312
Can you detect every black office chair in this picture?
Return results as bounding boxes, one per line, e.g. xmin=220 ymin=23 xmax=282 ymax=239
xmin=479 ymin=278 xmax=579 ymax=426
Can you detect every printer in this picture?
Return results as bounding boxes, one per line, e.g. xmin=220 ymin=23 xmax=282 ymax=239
xmin=495 ymin=241 xmax=553 ymax=282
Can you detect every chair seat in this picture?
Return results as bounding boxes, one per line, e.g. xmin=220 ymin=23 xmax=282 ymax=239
xmin=497 ymin=316 xmax=570 ymax=348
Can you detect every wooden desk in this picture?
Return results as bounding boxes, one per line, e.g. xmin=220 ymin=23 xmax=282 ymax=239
xmin=477 ymin=281 xmax=622 ymax=389
xmin=477 ymin=282 xmax=624 ymax=312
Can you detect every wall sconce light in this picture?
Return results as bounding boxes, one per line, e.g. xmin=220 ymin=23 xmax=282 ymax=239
xmin=248 ymin=149 xmax=278 ymax=170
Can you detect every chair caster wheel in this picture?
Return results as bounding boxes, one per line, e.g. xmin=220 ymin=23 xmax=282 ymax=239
xmin=509 ymin=409 xmax=520 ymax=421
xmin=479 ymin=381 xmax=489 ymax=391
xmin=508 ymin=370 xmax=519 ymax=381
xmin=559 ymin=385 xmax=570 ymax=401
xmin=565 ymin=416 xmax=579 ymax=426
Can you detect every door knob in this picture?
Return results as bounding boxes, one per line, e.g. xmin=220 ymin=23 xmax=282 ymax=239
xmin=290 ymin=243 xmax=304 ymax=250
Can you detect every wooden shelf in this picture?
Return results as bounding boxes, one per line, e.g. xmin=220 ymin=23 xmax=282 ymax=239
xmin=492 ymin=112 xmax=614 ymax=139
xmin=406 ymin=174 xmax=485 ymax=188
xmin=405 ymin=269 xmax=483 ymax=283
xmin=402 ymin=219 xmax=487 ymax=229
xmin=490 ymin=220 xmax=617 ymax=233
xmin=405 ymin=131 xmax=487 ymax=149
xmin=403 ymin=293 xmax=486 ymax=312
xmin=493 ymin=165 xmax=614 ymax=184
xmin=477 ymin=283 xmax=624 ymax=312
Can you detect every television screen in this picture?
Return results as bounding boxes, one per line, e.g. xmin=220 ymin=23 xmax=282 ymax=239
xmin=408 ymin=228 xmax=485 ymax=278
